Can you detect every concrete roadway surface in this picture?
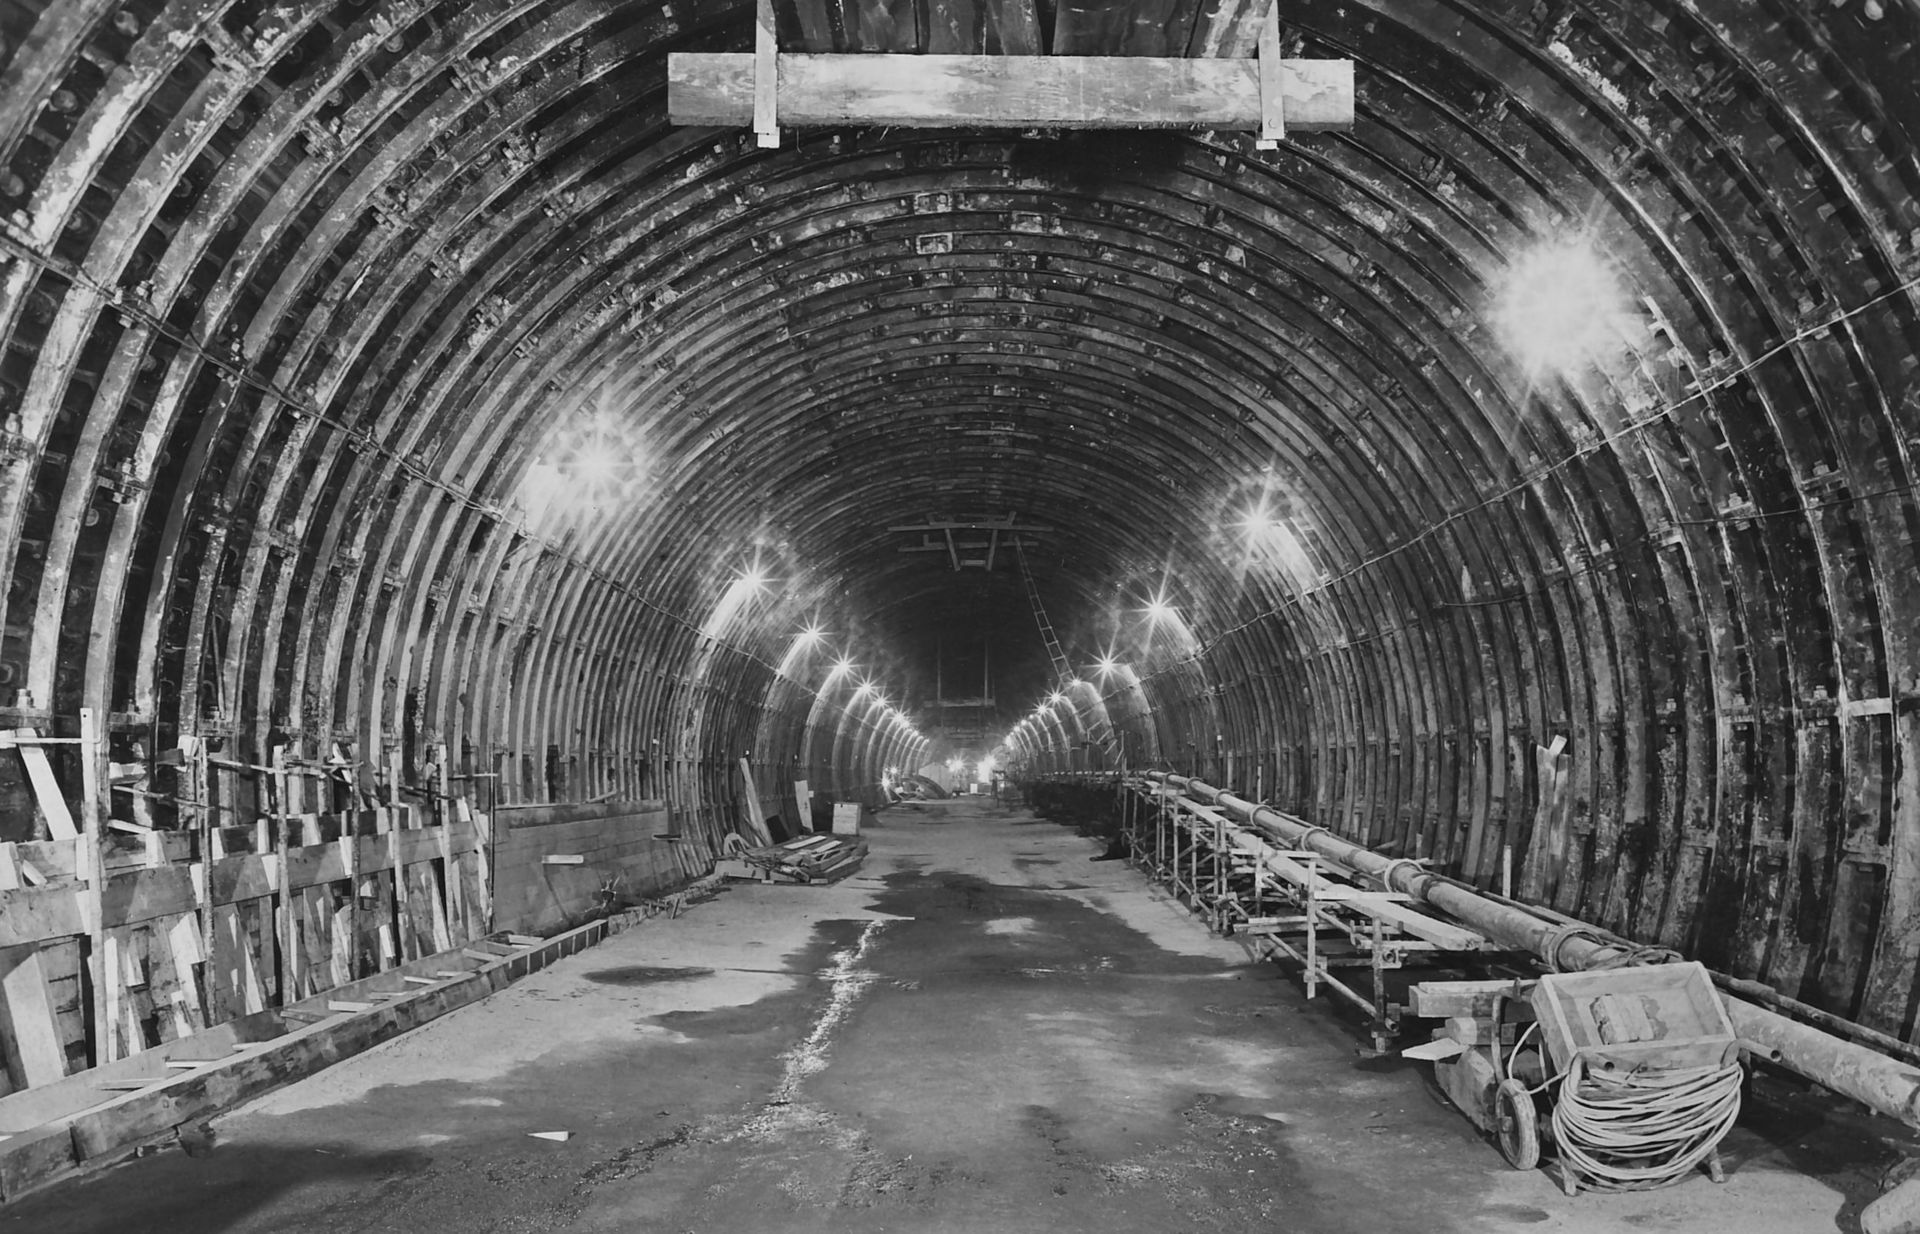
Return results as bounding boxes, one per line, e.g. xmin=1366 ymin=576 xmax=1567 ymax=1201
xmin=7 ymin=796 xmax=1909 ymax=1233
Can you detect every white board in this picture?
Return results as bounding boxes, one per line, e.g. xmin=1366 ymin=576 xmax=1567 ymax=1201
xmin=831 ymin=803 xmax=861 ymax=835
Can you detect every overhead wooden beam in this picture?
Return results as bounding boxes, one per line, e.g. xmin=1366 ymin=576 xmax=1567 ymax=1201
xmin=670 ymin=53 xmax=1353 ymax=131
xmin=887 ymin=518 xmax=1051 ymax=532
xmin=899 ymin=537 xmax=1037 ymax=553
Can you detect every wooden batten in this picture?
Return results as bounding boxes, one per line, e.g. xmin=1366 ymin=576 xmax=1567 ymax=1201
xmin=668 ymin=53 xmax=1354 ymax=132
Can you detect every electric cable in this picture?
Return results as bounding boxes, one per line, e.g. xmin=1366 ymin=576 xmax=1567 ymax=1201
xmin=1550 ymin=1054 xmax=1743 ymax=1192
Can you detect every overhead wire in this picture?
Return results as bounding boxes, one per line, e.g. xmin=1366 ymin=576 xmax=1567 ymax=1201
xmin=1136 ymin=270 xmax=1920 ymax=686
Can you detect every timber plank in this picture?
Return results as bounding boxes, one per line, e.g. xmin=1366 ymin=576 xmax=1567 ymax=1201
xmin=13 ymin=734 xmax=77 ymax=841
xmin=669 ymin=52 xmax=1353 ymax=130
xmin=284 ymin=843 xmax=348 ymax=892
xmin=13 ymin=840 xmax=77 ymax=882
xmin=99 ymin=865 xmax=197 ymax=929
xmin=63 ymin=915 xmax=625 ymax=1166
xmin=1185 ymin=0 xmax=1266 ymax=56
xmin=1051 ymin=0 xmax=1128 ymax=54
xmin=0 ymin=1121 xmax=78 ymax=1201
xmin=389 ymin=821 xmax=477 ymax=868
xmin=0 ymin=888 xmax=83 ymax=950
xmin=0 ymin=945 xmax=67 ymax=1088
xmin=834 ymin=0 xmax=919 ymax=50
xmin=983 ymin=0 xmax=1042 ymax=54
xmin=209 ymin=853 xmax=276 ymax=905
xmin=1122 ymin=0 xmax=1200 ymax=57
xmin=925 ymin=0 xmax=982 ymax=52
xmin=782 ymin=0 xmax=838 ymax=50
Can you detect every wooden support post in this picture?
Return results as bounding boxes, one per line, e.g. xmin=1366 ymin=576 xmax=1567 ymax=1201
xmin=390 ymin=756 xmax=412 ymax=962
xmin=188 ymin=737 xmax=214 ymax=1028
xmin=336 ymin=815 xmax=357 ymax=986
xmin=465 ymin=797 xmax=494 ymax=934
xmin=753 ymin=0 xmax=779 ymax=147
xmin=1256 ymin=2 xmax=1285 ymax=149
xmin=435 ymin=743 xmax=451 ymax=830
xmin=78 ymin=708 xmax=108 ymax=1066
xmin=272 ymin=745 xmax=298 ymax=1003
xmin=739 ymin=758 xmax=771 ymax=845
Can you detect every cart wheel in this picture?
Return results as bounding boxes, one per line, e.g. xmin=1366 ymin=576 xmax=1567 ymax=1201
xmin=1493 ymin=1078 xmax=1541 ymax=1171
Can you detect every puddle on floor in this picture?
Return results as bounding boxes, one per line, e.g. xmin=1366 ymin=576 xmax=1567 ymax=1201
xmin=581 ymin=965 xmax=717 ymax=985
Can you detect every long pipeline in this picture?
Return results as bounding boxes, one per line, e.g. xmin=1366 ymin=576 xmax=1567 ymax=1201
xmin=1151 ymin=773 xmax=1920 ymax=1129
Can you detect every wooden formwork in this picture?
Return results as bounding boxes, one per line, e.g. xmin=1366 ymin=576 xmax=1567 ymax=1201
xmin=0 ymin=718 xmax=496 ymax=1115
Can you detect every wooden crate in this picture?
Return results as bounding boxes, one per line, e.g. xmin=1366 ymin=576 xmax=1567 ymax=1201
xmin=1528 ymin=962 xmax=1736 ymax=1072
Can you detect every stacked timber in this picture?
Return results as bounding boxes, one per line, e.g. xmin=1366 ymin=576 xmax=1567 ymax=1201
xmin=716 ymin=834 xmax=867 ymax=884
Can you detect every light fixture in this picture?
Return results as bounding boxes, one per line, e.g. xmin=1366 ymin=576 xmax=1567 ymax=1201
xmin=1048 ymin=691 xmax=1065 ymax=705
xmin=573 ymin=452 xmax=618 ymax=487
xmin=1144 ymin=596 xmax=1174 ymax=623
xmin=1493 ymin=238 xmax=1631 ymax=373
xmin=1096 ymin=656 xmax=1118 ymax=677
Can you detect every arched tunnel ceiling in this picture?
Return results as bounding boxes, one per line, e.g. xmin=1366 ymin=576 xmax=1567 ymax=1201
xmin=3 ymin=1 xmax=1920 ymax=1024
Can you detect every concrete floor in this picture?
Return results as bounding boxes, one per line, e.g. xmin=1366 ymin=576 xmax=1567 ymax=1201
xmin=8 ymin=797 xmax=1909 ymax=1233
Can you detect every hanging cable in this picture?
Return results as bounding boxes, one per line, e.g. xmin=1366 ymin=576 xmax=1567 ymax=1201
xmin=1550 ymin=1055 xmax=1743 ymax=1192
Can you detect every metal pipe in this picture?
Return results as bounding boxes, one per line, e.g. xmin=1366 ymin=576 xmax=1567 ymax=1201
xmin=1153 ymin=773 xmax=1920 ymax=1129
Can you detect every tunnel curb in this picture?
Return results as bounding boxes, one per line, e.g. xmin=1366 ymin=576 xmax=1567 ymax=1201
xmin=0 ymin=910 xmax=645 ymax=1206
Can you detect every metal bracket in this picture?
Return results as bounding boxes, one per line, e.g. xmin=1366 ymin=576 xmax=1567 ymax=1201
xmin=754 ymin=0 xmax=779 ymax=148
xmin=1257 ymin=3 xmax=1285 ymax=149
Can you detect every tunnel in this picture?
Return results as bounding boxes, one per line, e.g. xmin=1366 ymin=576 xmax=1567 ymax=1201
xmin=1 ymin=0 xmax=1919 ymax=1228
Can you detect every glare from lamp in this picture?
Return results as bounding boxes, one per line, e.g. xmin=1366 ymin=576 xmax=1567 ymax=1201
xmin=573 ymin=452 xmax=618 ymax=488
xmin=1239 ymin=504 xmax=1276 ymax=536
xmin=1493 ymin=240 xmax=1631 ymax=373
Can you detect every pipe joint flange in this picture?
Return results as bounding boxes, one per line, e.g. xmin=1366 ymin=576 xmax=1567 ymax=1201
xmin=1378 ymin=857 xmax=1425 ymax=893
xmin=1541 ymin=922 xmax=1614 ymax=972
xmin=1292 ymin=826 xmax=1332 ymax=854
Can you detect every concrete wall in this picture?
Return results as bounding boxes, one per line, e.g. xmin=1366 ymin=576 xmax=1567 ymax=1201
xmin=491 ymin=802 xmax=710 ymax=936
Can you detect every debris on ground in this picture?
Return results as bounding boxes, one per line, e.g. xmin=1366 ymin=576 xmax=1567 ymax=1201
xmin=715 ymin=834 xmax=869 ymax=884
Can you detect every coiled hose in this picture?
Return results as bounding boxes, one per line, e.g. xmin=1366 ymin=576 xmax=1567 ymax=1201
xmin=1551 ymin=1054 xmax=1743 ymax=1191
